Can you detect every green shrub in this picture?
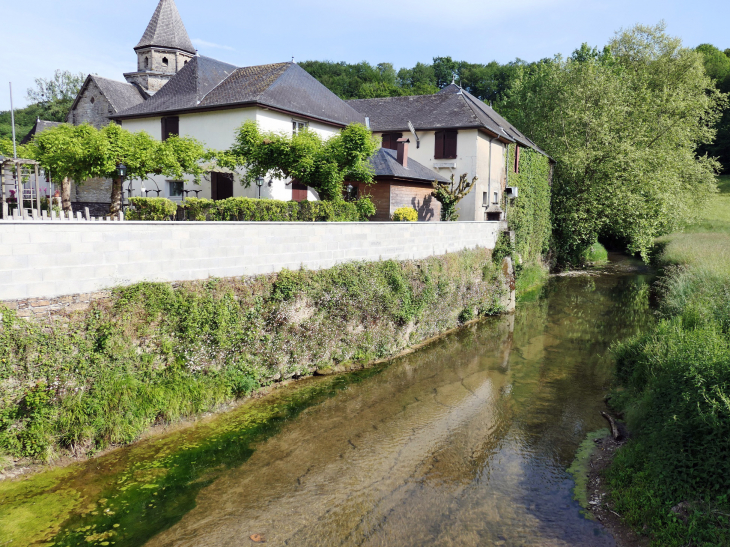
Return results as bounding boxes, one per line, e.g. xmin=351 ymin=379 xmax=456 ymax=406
xmin=126 ymin=197 xmax=178 ymax=221
xmin=583 ymin=242 xmax=609 ymax=263
xmin=392 ymin=207 xmax=418 ymax=222
xmin=178 ymin=196 xmax=376 ymax=222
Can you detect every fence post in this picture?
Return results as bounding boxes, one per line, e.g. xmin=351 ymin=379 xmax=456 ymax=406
xmin=1 ymin=202 xmax=7 ymax=221
xmin=119 ymin=211 xmax=124 ymax=222
xmin=84 ymin=207 xmax=90 ymax=221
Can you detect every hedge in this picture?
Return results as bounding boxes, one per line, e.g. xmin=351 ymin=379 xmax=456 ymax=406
xmin=126 ymin=196 xmax=376 ymax=222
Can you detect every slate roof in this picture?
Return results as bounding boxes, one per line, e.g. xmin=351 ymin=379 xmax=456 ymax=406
xmin=348 ymin=85 xmax=548 ymax=156
xmin=20 ymin=119 xmax=62 ymax=144
xmin=113 ymin=59 xmax=366 ymax=127
xmin=68 ymin=75 xmax=147 ymax=118
xmin=370 ymin=148 xmax=449 ymax=183
xmin=136 ymin=0 xmax=196 ymax=54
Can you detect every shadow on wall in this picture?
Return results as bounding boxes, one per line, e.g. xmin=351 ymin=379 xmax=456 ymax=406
xmin=411 ymin=195 xmax=439 ymax=222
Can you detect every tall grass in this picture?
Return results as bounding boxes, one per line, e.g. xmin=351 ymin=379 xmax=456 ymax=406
xmin=606 ymin=177 xmax=730 ymax=546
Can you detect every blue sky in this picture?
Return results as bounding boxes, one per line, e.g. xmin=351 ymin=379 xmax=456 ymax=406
xmin=3 ymin=0 xmax=729 ymax=108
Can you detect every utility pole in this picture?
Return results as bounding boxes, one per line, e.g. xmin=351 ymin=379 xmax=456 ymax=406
xmin=9 ymin=83 xmax=17 ymax=159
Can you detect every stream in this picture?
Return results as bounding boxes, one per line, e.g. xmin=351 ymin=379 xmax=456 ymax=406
xmin=0 ymin=255 xmax=655 ymax=547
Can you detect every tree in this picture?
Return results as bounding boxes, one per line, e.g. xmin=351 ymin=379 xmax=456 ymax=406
xmin=32 ymin=123 xmax=207 ymax=214
xmin=431 ymin=174 xmax=477 ymax=221
xmin=224 ymin=121 xmax=378 ymax=201
xmin=696 ymin=44 xmax=730 ymax=173
xmin=26 ymin=70 xmax=85 ymax=122
xmin=498 ymin=23 xmax=726 ymax=263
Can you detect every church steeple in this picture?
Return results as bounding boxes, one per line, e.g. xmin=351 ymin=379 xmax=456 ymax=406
xmin=135 ymin=0 xmax=196 ymax=54
xmin=124 ymin=0 xmax=196 ymax=95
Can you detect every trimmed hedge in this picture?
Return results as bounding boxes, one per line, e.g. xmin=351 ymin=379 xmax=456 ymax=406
xmin=125 ymin=197 xmax=179 ymax=221
xmin=126 ymin=196 xmax=376 ymax=222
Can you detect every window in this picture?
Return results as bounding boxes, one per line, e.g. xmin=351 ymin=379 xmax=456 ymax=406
xmin=381 ymin=133 xmax=403 ymax=151
xmin=514 ymin=145 xmax=520 ymax=173
xmin=144 ymin=57 xmax=149 ymax=69
xmin=434 ymin=130 xmax=458 ymax=159
xmin=493 ymin=191 xmax=499 ymax=205
xmin=168 ymin=180 xmax=184 ymax=198
xmin=90 ymin=97 xmax=95 ymax=104
xmin=161 ymin=116 xmax=179 ymax=141
xmin=162 ymin=57 xmax=169 ymax=67
xmin=293 ymin=121 xmax=308 ymax=135
xmin=483 ymin=192 xmax=488 ymax=206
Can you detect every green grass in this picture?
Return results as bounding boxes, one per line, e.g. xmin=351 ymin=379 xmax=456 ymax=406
xmin=515 ymin=262 xmax=549 ymax=302
xmin=717 ymin=174 xmax=730 ymax=194
xmin=605 ymin=175 xmax=730 ymax=546
xmin=583 ymin=242 xmax=609 ymax=264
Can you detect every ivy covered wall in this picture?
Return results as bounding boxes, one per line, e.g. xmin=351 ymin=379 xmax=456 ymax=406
xmin=505 ymin=144 xmax=552 ymax=264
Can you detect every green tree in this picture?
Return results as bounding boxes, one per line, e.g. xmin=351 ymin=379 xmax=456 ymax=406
xmin=431 ymin=174 xmax=477 ymax=221
xmin=499 ymin=23 xmax=726 ymax=263
xmin=26 ymin=70 xmax=85 ymax=121
xmin=32 ymin=123 xmax=207 ymax=214
xmin=696 ymin=44 xmax=730 ymax=173
xmin=224 ymin=121 xmax=378 ymax=201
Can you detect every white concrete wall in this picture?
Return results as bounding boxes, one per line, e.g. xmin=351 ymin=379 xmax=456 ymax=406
xmin=0 ymin=220 xmax=506 ymax=301
xmin=120 ymin=107 xmax=339 ymax=203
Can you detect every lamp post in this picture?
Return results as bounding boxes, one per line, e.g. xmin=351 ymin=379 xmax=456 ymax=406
xmin=117 ymin=163 xmax=128 ymax=207
xmin=256 ymin=176 xmax=264 ymax=199
xmin=346 ymin=183 xmax=354 ymax=202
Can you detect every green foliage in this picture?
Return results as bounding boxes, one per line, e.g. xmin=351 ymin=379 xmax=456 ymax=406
xmin=0 ymin=249 xmax=506 ymax=461
xmin=431 ymin=173 xmax=477 ymax=221
xmin=505 ymin=144 xmax=552 ymax=262
xmin=299 ymin=57 xmax=521 ymax=102
xmin=499 ymin=23 xmax=726 ymax=264
xmin=583 ymin=242 xmax=609 ymax=264
xmin=175 ymin=196 xmax=375 ymax=222
xmin=606 ymin=196 xmax=730 ymax=545
xmin=224 ymin=121 xmax=378 ymax=202
xmin=126 ymin=197 xmax=179 ymax=221
xmin=0 ymin=70 xmax=84 ymax=141
xmin=392 ymin=207 xmax=418 ymax=221
xmin=696 ymin=44 xmax=730 ymax=174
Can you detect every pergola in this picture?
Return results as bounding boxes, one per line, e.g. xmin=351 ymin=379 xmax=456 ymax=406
xmin=0 ymin=156 xmax=42 ymax=218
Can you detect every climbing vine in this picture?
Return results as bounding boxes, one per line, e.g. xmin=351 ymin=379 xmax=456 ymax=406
xmin=505 ymin=144 xmax=552 ymax=264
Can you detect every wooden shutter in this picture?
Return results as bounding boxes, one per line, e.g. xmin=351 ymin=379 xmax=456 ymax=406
xmin=434 ymin=131 xmax=445 ymax=159
xmin=382 ymin=133 xmax=402 ymax=151
xmin=161 ymin=116 xmax=179 ymax=141
xmin=291 ymin=180 xmax=308 ymax=202
xmin=444 ymin=130 xmax=458 ymax=159
xmin=514 ymin=145 xmax=520 ymax=173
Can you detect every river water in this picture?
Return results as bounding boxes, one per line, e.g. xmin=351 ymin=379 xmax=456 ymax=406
xmin=2 ymin=256 xmax=654 ymax=547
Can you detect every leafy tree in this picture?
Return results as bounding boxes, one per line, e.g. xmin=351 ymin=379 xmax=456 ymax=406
xmin=224 ymin=121 xmax=378 ymax=201
xmin=431 ymin=174 xmax=477 ymax=221
xmin=32 ymin=123 xmax=207 ymax=214
xmin=499 ymin=23 xmax=726 ymax=263
xmin=696 ymin=44 xmax=730 ymax=173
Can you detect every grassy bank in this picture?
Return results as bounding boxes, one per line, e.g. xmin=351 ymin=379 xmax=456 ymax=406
xmin=605 ymin=178 xmax=730 ymax=546
xmin=0 ymin=249 xmax=509 ymax=463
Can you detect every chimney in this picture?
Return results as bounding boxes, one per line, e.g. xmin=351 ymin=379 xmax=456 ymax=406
xmin=396 ymin=138 xmax=410 ymax=168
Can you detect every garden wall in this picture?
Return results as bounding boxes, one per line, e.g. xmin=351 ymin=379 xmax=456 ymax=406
xmin=0 ymin=220 xmax=506 ymax=303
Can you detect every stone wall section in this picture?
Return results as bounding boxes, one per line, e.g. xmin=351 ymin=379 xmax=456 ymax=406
xmin=66 ymin=80 xmax=115 ymax=129
xmin=0 ymin=220 xmax=507 ymax=302
xmin=73 ymin=177 xmax=112 ymax=205
xmin=2 ymin=291 xmax=112 ymax=319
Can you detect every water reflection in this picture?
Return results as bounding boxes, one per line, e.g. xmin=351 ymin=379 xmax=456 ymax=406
xmin=142 ymin=258 xmax=653 ymax=547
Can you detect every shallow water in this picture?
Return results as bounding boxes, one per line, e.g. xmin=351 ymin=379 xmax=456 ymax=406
xmin=0 ymin=256 xmax=655 ymax=547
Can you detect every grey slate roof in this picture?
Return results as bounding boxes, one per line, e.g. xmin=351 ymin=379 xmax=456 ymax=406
xmin=136 ymin=0 xmax=196 ymax=54
xmin=92 ymin=76 xmax=147 ymax=113
xmin=20 ymin=119 xmax=62 ymax=144
xmin=113 ymin=59 xmax=366 ymax=127
xmin=348 ymin=85 xmax=548 ymax=156
xmin=370 ymin=148 xmax=449 ymax=183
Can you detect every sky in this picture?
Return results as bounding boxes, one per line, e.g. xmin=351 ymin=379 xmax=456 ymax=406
xmin=2 ymin=0 xmax=729 ymax=109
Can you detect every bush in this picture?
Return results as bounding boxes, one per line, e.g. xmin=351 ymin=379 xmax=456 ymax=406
xmin=177 ymin=196 xmax=377 ymax=222
xmin=583 ymin=242 xmax=609 ymax=263
xmin=392 ymin=207 xmax=418 ymax=222
xmin=126 ymin=197 xmax=178 ymax=221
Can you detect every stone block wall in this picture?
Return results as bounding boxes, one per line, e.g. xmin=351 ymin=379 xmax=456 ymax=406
xmin=0 ymin=220 xmax=507 ymax=302
xmin=66 ymin=79 xmax=114 ymax=128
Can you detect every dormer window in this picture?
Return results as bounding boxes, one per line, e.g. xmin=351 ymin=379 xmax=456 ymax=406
xmin=162 ymin=57 xmax=169 ymax=67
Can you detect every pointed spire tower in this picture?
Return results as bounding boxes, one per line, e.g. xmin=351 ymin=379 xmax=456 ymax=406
xmin=124 ymin=0 xmax=196 ymax=95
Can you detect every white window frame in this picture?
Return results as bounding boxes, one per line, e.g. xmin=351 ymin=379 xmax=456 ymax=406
xmin=292 ymin=120 xmax=309 ymax=135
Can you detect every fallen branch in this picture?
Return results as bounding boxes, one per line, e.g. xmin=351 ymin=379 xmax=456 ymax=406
xmin=601 ymin=411 xmax=624 ymax=441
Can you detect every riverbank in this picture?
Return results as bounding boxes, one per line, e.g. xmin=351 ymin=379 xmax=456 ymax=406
xmin=0 ymin=248 xmax=512 ymax=467
xmin=596 ymin=182 xmax=730 ymax=546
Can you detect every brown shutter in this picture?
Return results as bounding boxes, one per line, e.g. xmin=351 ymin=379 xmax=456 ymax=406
xmin=434 ymin=131 xmax=444 ymax=159
xmin=161 ymin=117 xmax=179 ymax=141
xmin=382 ymin=134 xmax=391 ymax=150
xmin=444 ymin=130 xmax=458 ymax=159
xmin=514 ymin=145 xmax=520 ymax=173
xmin=382 ymin=133 xmax=403 ymax=151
